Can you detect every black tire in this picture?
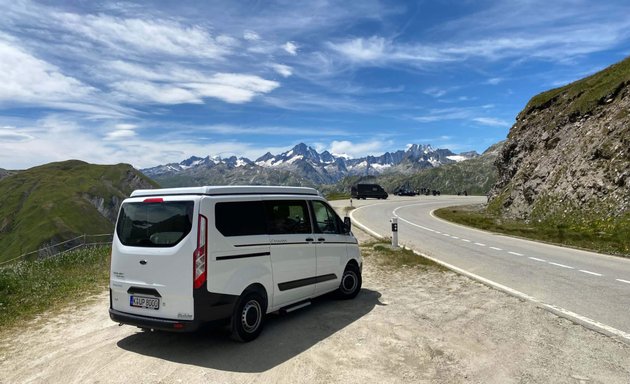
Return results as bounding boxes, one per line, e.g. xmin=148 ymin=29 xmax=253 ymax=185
xmin=337 ymin=264 xmax=362 ymax=299
xmin=230 ymin=291 xmax=266 ymax=342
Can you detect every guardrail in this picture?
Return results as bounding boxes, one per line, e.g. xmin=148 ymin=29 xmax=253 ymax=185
xmin=0 ymin=233 xmax=113 ymax=267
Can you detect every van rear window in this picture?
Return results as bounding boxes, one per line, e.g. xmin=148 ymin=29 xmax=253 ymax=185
xmin=116 ymin=201 xmax=194 ymax=247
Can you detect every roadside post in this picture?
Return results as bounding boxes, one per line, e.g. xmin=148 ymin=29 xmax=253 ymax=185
xmin=390 ymin=217 xmax=398 ymax=248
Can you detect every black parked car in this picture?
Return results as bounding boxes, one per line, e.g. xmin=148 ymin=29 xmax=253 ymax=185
xmin=394 ymin=188 xmax=417 ymax=196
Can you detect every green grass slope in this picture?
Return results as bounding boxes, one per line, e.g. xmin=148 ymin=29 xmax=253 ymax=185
xmin=525 ymin=56 xmax=630 ymax=117
xmin=0 ymin=160 xmax=157 ymax=262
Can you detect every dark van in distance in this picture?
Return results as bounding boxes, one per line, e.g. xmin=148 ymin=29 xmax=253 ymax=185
xmin=351 ymin=184 xmax=388 ymax=200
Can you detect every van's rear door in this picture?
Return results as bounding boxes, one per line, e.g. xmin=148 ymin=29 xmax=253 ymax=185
xmin=110 ymin=196 xmax=199 ymax=321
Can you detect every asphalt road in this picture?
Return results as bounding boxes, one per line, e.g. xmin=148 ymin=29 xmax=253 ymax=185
xmin=339 ymin=195 xmax=630 ymax=342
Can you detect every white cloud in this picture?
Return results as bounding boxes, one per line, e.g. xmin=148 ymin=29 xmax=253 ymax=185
xmin=110 ymin=71 xmax=280 ymax=105
xmin=472 ymin=117 xmax=512 ymax=127
xmin=243 ymin=30 xmax=261 ymax=41
xmin=112 ymin=81 xmax=202 ymax=104
xmin=105 ymin=129 xmax=136 ymax=140
xmin=271 ymin=64 xmax=293 ymax=77
xmin=423 ymin=87 xmax=448 ymax=98
xmin=414 ymin=106 xmax=512 ymax=126
xmin=328 ymin=36 xmax=450 ymax=65
xmin=0 ymin=126 xmax=34 ymax=143
xmin=53 ymin=12 xmax=231 ymax=59
xmin=329 ymin=140 xmax=389 ymax=158
xmin=283 ymin=41 xmax=298 ymax=55
xmin=114 ymin=123 xmax=138 ymax=130
xmin=0 ymin=37 xmax=92 ymax=104
xmin=197 ymin=124 xmax=347 ymax=136
xmin=486 ymin=77 xmax=503 ymax=85
xmin=104 ymin=123 xmax=139 ymax=141
xmin=330 ymin=36 xmax=386 ymax=62
xmin=186 ymin=73 xmax=280 ymax=104
xmin=0 ymin=117 xmax=299 ymax=169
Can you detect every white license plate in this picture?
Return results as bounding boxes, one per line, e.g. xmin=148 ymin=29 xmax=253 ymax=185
xmin=130 ymin=295 xmax=160 ymax=310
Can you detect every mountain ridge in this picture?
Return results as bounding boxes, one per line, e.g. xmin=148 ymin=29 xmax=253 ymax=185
xmin=143 ymin=142 xmax=480 ymax=187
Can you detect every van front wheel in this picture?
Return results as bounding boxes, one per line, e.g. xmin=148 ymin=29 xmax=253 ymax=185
xmin=337 ymin=264 xmax=362 ymax=299
xmin=231 ymin=291 xmax=266 ymax=342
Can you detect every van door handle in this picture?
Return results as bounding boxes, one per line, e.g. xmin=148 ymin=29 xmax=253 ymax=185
xmin=306 ymin=238 xmax=314 ymax=242
xmin=318 ymin=238 xmax=325 ymax=242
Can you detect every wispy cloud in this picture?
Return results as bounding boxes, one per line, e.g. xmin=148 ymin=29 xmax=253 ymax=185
xmin=413 ymin=106 xmax=511 ymax=127
xmin=52 ymin=12 xmax=233 ymax=59
xmin=325 ymin=1 xmax=630 ymax=71
xmin=472 ymin=117 xmax=512 ymax=128
xmin=283 ymin=41 xmax=298 ymax=55
xmin=271 ymin=64 xmax=293 ymax=78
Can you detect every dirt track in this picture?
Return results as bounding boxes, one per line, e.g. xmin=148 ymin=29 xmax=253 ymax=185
xmin=1 ymin=227 xmax=630 ymax=383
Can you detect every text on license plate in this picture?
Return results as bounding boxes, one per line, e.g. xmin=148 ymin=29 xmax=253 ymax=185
xmin=130 ymin=295 xmax=160 ymax=310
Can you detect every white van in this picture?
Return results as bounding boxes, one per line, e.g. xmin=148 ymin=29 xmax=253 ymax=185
xmin=109 ymin=186 xmax=362 ymax=341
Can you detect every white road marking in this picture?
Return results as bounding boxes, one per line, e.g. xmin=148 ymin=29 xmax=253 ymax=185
xmin=474 ymin=242 xmax=486 ymax=246
xmin=508 ymin=251 xmax=524 ymax=256
xmin=461 ymin=239 xmax=471 ymax=242
xmin=442 ymin=233 xmax=450 ymax=236
xmin=349 ymin=206 xmax=630 ymax=344
xmin=528 ymin=257 xmax=547 ymax=262
xmin=434 ymin=231 xmax=441 ymax=234
xmin=549 ymin=262 xmax=574 ymax=269
xmin=580 ymin=270 xmax=603 ymax=277
xmin=451 ymin=236 xmax=459 ymax=239
xmin=490 ymin=246 xmax=502 ymax=251
xmin=406 ymin=247 xmax=630 ymax=344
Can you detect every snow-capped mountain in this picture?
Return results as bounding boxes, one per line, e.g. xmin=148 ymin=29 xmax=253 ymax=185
xmin=141 ymin=142 xmax=479 ymax=186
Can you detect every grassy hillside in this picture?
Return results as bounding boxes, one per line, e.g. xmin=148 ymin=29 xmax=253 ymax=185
xmin=0 ymin=160 xmax=157 ymax=262
xmin=0 ymin=168 xmax=16 ymax=181
xmin=525 ymin=56 xmax=630 ymax=117
xmin=0 ymin=246 xmax=110 ymax=328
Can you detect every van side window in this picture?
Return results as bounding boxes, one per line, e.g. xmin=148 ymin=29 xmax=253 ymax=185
xmin=311 ymin=201 xmax=342 ymax=234
xmin=215 ymin=201 xmax=266 ymax=236
xmin=264 ymin=200 xmax=311 ymax=235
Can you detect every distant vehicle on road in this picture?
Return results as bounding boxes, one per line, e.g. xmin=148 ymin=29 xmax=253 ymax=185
xmin=351 ymin=183 xmax=388 ymax=199
xmin=393 ymin=188 xmax=417 ymax=196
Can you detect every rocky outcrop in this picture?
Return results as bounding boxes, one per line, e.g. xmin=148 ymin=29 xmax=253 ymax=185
xmin=490 ymin=57 xmax=630 ymax=222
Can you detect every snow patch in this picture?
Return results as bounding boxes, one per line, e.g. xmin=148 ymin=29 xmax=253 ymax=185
xmin=370 ymin=163 xmax=392 ymax=170
xmin=447 ymin=155 xmax=466 ymax=162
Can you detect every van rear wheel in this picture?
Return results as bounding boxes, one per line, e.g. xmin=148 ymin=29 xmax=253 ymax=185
xmin=231 ymin=291 xmax=266 ymax=342
xmin=337 ymin=264 xmax=362 ymax=299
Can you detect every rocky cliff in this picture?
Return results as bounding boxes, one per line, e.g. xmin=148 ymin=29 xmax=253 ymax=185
xmin=490 ymin=57 xmax=630 ymax=224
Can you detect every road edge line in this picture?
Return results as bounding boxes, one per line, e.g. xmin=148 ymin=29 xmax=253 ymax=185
xmin=351 ymin=213 xmax=630 ymax=345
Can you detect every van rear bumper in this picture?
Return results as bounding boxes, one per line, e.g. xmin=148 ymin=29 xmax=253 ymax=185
xmin=109 ymin=308 xmax=201 ymax=332
xmin=109 ymin=286 xmax=239 ymax=332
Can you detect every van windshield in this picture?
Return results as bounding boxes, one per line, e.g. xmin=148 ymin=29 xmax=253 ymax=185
xmin=116 ymin=201 xmax=194 ymax=247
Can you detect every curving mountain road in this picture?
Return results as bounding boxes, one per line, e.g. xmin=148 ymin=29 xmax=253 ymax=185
xmin=345 ymin=195 xmax=630 ymax=343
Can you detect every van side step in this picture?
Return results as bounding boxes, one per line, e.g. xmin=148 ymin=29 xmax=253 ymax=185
xmin=281 ymin=300 xmax=311 ymax=314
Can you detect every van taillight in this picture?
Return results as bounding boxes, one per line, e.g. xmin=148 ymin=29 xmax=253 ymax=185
xmin=193 ymin=214 xmax=208 ymax=289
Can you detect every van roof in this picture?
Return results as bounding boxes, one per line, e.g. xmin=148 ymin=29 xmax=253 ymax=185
xmin=130 ymin=185 xmax=320 ymax=197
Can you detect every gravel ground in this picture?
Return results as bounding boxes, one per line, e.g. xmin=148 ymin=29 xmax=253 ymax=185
xmin=0 ymin=226 xmax=629 ymax=383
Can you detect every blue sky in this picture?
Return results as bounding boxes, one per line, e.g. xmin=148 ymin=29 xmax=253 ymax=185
xmin=1 ymin=0 xmax=629 ymax=169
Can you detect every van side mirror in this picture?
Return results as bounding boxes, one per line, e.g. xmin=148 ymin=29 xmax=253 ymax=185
xmin=343 ymin=217 xmax=352 ymax=233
